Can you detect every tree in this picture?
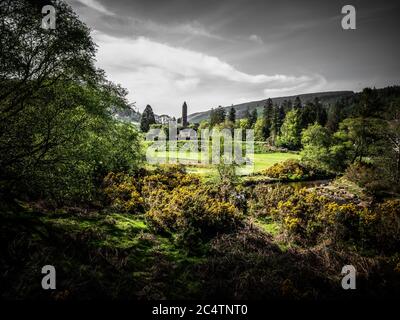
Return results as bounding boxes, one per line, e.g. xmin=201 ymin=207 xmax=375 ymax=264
xmin=354 ymin=87 xmax=383 ymax=118
xmin=243 ymin=107 xmax=251 ymax=121
xmin=140 ymin=104 xmax=156 ymax=132
xmin=299 ymin=101 xmax=317 ymax=130
xmin=377 ymin=120 xmax=400 ymax=187
xmin=294 ymin=96 xmax=302 ymax=110
xmin=299 ymin=99 xmax=327 ymax=131
xmin=276 ymin=109 xmax=302 ymax=150
xmin=262 ymin=98 xmax=273 ymax=140
xmin=314 ymin=97 xmax=327 ymax=126
xmin=282 ymin=99 xmax=293 ymax=113
xmin=249 ymin=109 xmax=258 ymax=127
xmin=269 ymin=105 xmax=286 ymax=142
xmin=254 ymin=118 xmax=265 ymax=141
xmin=375 ymin=98 xmax=400 ymax=185
xmin=210 ymin=106 xmax=226 ymax=127
xmin=198 ymin=120 xmax=210 ymax=130
xmin=238 ymin=118 xmax=251 ymax=140
xmin=333 ymin=117 xmax=384 ymax=163
xmin=326 ymin=102 xmax=343 ymax=133
xmin=0 ymin=0 xmax=143 ymax=201
xmin=228 ymin=107 xmax=236 ymax=123
xmin=300 ymin=123 xmax=332 ymax=171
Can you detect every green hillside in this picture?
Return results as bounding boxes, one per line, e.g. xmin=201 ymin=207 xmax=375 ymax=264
xmin=188 ymin=91 xmax=354 ymax=123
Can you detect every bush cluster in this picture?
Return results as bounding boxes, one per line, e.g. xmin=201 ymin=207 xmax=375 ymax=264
xmin=345 ymin=162 xmax=391 ymax=196
xmin=262 ymin=159 xmax=326 ymax=181
xmin=253 ymin=185 xmax=400 ymax=254
xmin=102 ymin=172 xmax=144 ymax=213
xmin=102 ymin=165 xmax=243 ymax=251
xmin=146 ymin=184 xmax=242 ymax=248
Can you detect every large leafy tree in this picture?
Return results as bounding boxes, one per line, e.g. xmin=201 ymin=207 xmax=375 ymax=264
xmin=0 ymin=0 xmax=142 ymax=201
xmin=334 ymin=117 xmax=384 ymax=163
xmin=276 ymin=109 xmax=302 ymax=150
xmin=300 ymin=123 xmax=333 ymax=171
xmin=210 ymin=106 xmax=225 ymax=127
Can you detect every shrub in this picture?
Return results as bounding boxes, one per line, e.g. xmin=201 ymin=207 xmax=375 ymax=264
xmin=102 ymin=172 xmax=144 ymax=213
xmin=140 ymin=164 xmax=201 ymax=207
xmin=271 ymin=188 xmax=327 ymax=241
xmin=321 ymin=202 xmax=364 ymax=243
xmin=270 ymin=188 xmax=369 ymax=245
xmin=250 ymin=184 xmax=295 ymax=217
xmin=360 ymin=200 xmax=400 ymax=253
xmin=345 ymin=162 xmax=391 ymax=196
xmin=266 ymin=186 xmax=400 ymax=253
xmin=263 ymin=159 xmax=325 ymax=181
xmin=146 ymin=184 xmax=243 ymax=251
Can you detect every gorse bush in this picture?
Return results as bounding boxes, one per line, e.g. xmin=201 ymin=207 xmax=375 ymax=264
xmin=146 ymin=184 xmax=243 ymax=250
xmin=141 ymin=164 xmax=201 ymax=204
xmin=102 ymin=172 xmax=144 ymax=213
xmin=272 ymin=188 xmax=327 ymax=242
xmin=263 ymin=186 xmax=400 ymax=253
xmin=101 ymin=165 xmax=243 ymax=251
xmin=250 ymin=184 xmax=295 ymax=217
xmin=138 ymin=165 xmax=243 ymax=251
xmin=262 ymin=159 xmax=326 ymax=181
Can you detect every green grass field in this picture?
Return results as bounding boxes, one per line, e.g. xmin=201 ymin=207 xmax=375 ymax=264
xmin=146 ymin=150 xmax=299 ymax=177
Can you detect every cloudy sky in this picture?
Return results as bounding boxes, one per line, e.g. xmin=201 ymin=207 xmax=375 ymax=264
xmin=66 ymin=0 xmax=400 ymax=116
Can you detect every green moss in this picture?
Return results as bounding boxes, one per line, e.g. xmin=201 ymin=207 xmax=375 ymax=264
xmin=254 ymin=218 xmax=281 ymax=236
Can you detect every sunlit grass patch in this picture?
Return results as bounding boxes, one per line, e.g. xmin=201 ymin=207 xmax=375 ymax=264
xmin=147 ymin=150 xmax=300 ymax=178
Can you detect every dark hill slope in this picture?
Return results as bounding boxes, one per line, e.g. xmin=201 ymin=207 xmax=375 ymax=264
xmin=188 ymin=91 xmax=354 ymax=123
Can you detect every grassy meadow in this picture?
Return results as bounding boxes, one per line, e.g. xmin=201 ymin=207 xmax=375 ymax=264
xmin=146 ymin=148 xmax=300 ymax=177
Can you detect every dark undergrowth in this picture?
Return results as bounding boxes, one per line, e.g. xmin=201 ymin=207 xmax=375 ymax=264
xmin=1 ymin=200 xmax=399 ymax=300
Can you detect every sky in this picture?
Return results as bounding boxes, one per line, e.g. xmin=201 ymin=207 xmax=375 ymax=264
xmin=66 ymin=0 xmax=400 ymax=117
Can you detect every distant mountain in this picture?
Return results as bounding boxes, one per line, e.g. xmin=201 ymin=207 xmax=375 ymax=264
xmin=113 ymin=106 xmax=141 ymax=124
xmin=113 ymin=108 xmax=173 ymax=125
xmin=187 ymin=91 xmax=354 ymax=123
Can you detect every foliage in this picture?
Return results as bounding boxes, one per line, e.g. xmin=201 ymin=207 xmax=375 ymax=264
xmin=344 ymin=162 xmax=391 ymax=196
xmin=276 ymin=109 xmax=301 ymax=150
xmin=140 ymin=104 xmax=156 ymax=132
xmin=263 ymin=159 xmax=325 ymax=181
xmin=0 ymin=0 xmax=143 ymax=203
xmin=300 ymin=123 xmax=333 ymax=172
xmin=227 ymin=107 xmax=236 ymax=123
xmin=333 ymin=117 xmax=385 ymax=163
xmin=103 ymin=172 xmax=144 ymax=213
xmin=261 ymin=186 xmax=400 ymax=253
xmin=249 ymin=109 xmax=258 ymax=127
xmin=253 ymin=118 xmax=265 ymax=142
xmin=250 ymin=184 xmax=295 ymax=217
xmin=146 ymin=184 xmax=243 ymax=251
xmin=261 ymin=98 xmax=273 ymax=139
xmin=209 ymin=106 xmax=226 ymax=127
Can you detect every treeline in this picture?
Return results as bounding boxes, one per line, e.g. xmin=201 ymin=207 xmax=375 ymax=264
xmin=0 ymin=0 xmax=143 ymax=204
xmin=197 ymin=87 xmax=400 ymax=194
xmin=300 ymin=87 xmax=400 ymax=195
